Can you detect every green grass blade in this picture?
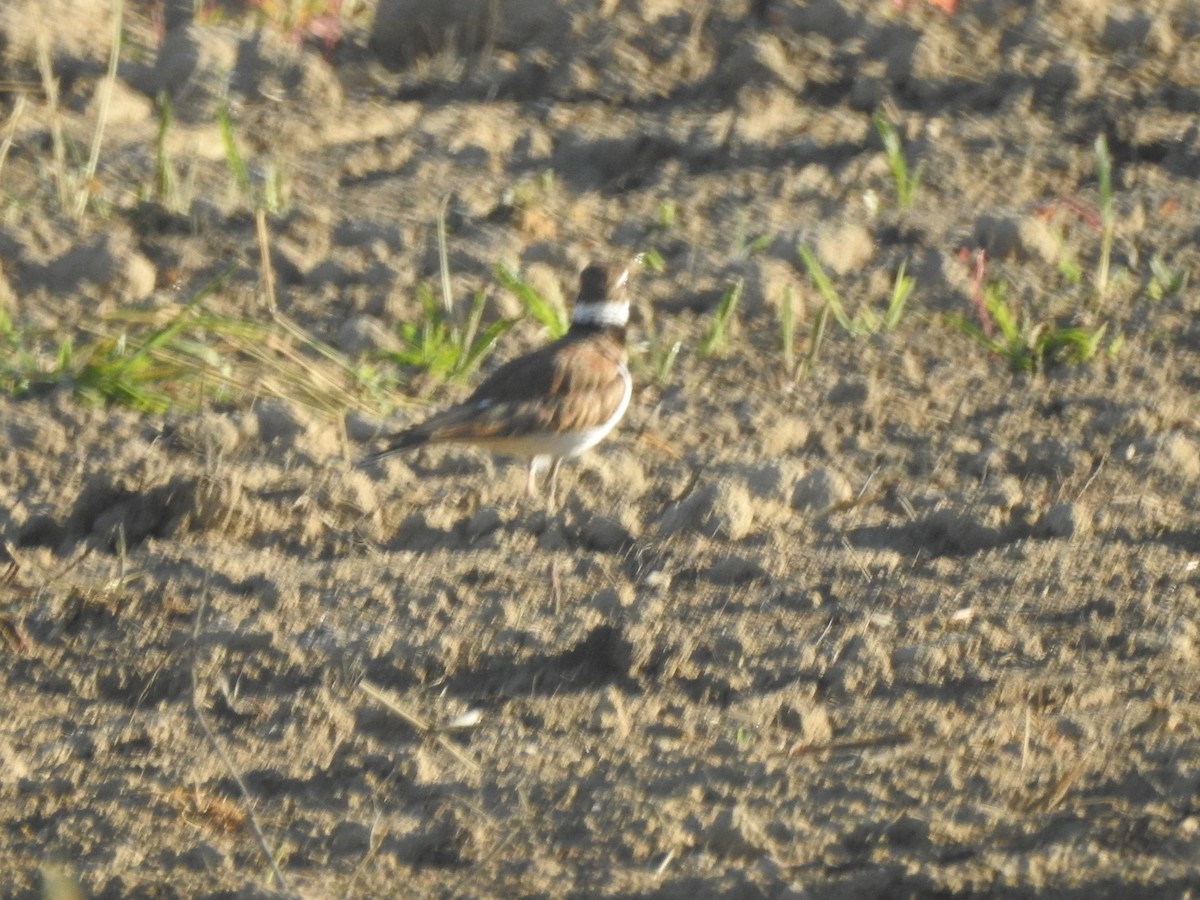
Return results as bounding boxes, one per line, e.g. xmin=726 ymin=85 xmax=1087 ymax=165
xmin=780 ymin=283 xmax=796 ymax=377
xmin=460 ymin=316 xmax=517 ymax=379
xmin=885 ymin=260 xmax=914 ymax=330
xmin=801 ymin=301 xmax=830 ymax=380
xmin=436 ymin=195 xmax=453 ymax=315
xmin=218 ymin=103 xmax=252 ymax=196
xmin=1094 ymin=134 xmax=1113 ymax=297
xmin=798 ymin=243 xmax=851 ymax=332
xmin=495 ymin=263 xmax=567 ymax=338
xmin=699 ymin=278 xmax=743 ymax=357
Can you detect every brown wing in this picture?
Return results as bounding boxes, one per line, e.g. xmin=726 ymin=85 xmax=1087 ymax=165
xmin=418 ymin=333 xmax=628 ymax=443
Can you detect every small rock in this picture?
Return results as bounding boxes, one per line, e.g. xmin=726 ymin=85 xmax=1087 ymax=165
xmin=1019 ymin=438 xmax=1085 ymax=481
xmin=642 ymin=570 xmax=671 ymax=591
xmin=780 ymin=701 xmax=833 ymax=746
xmin=759 ymin=418 xmax=809 ymax=457
xmin=337 ymin=315 xmax=396 ymax=355
xmin=590 ymin=685 xmax=632 ymax=737
xmin=914 ymin=508 xmax=1003 ymax=555
xmin=89 ymin=77 xmax=153 ymax=126
xmin=742 ymin=463 xmax=786 ymax=501
xmin=707 ymin=805 xmax=769 ymax=860
xmin=575 ymin=512 xmax=635 ymax=552
xmin=827 ymin=377 xmax=871 ymax=406
xmin=1018 ymin=215 xmax=1062 ymax=265
xmin=973 ymin=214 xmax=1021 ymax=259
xmin=588 ymin=585 xmax=635 ymax=616
xmin=791 ymin=468 xmax=852 ymax=512
xmin=815 ymin=223 xmax=874 ymax=276
xmin=179 ymin=841 xmax=224 ymax=872
xmin=391 ymin=511 xmax=452 ymax=551
xmin=170 ymin=412 xmax=241 ymax=456
xmin=345 ymin=411 xmax=391 ymax=444
xmin=1168 ymin=620 xmax=1200 ymax=662
xmin=660 ymin=481 xmax=755 ymax=541
xmin=120 ymin=251 xmax=157 ymax=300
xmin=255 ymin=398 xmax=310 ymax=445
xmin=885 ymin=814 xmax=930 ymax=848
xmin=463 ymin=506 xmax=503 ymax=540
xmin=1102 ymin=12 xmax=1152 ymax=50
xmin=775 ymin=586 xmax=823 ymax=610
xmin=328 ymin=820 xmax=372 ymax=856
xmin=705 ymin=555 xmax=768 ymax=585
xmin=28 ymin=236 xmax=117 ymax=294
xmin=981 ymin=475 xmax=1024 ymax=511
xmin=0 ymin=737 xmax=30 ymax=782
xmin=1038 ymin=501 xmax=1089 ymax=539
xmin=1155 ymin=432 xmax=1200 ymax=481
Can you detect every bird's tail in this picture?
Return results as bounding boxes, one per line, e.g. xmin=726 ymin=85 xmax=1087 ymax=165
xmin=355 ymin=430 xmax=428 ymax=468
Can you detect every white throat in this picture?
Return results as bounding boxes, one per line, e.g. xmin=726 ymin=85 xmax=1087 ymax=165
xmin=572 ymin=301 xmax=629 ymax=328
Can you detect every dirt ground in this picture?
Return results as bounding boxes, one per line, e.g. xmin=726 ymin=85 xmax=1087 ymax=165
xmin=2 ymin=0 xmax=1200 ymax=897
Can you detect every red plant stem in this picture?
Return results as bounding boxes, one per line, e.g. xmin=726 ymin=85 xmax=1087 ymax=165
xmin=970 ymin=249 xmax=993 ymax=339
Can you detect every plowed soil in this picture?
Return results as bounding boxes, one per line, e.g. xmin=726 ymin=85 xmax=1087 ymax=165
xmin=2 ymin=1 xmax=1200 ymax=897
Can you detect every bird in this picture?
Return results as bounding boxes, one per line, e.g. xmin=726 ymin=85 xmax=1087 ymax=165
xmin=358 ymin=262 xmax=633 ymax=509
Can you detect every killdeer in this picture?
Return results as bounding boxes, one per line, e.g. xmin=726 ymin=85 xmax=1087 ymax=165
xmin=359 ymin=262 xmax=633 ymax=508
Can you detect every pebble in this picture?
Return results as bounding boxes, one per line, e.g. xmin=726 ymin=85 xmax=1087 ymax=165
xmin=827 ymin=376 xmax=871 ymax=406
xmin=1019 ymin=438 xmax=1084 ymax=481
xmin=1155 ymin=432 xmax=1200 ymax=481
xmin=706 ymin=805 xmax=769 ymax=860
xmin=815 ymin=223 xmax=874 ymax=276
xmin=590 ymin=685 xmax=632 ymax=737
xmin=337 ymin=315 xmax=396 ymax=355
xmin=587 ymin=585 xmax=635 ymax=617
xmin=179 ymin=841 xmax=224 ymax=872
xmin=328 ymin=820 xmax=373 ymax=856
xmin=705 ymin=555 xmax=767 ymax=585
xmin=464 ymin=505 xmax=503 ymax=540
xmin=169 ymin=412 xmax=242 ymax=457
xmin=790 ymin=468 xmax=852 ymax=512
xmin=575 ymin=512 xmax=635 ymax=552
xmin=780 ymin=700 xmax=833 ymax=745
xmin=255 ymin=398 xmax=311 ymax=445
xmin=660 ymin=481 xmax=755 ymax=541
xmin=1038 ymin=501 xmax=1089 ymax=539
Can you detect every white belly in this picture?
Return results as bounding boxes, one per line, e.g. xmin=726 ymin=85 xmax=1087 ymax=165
xmin=479 ymin=362 xmax=631 ymax=462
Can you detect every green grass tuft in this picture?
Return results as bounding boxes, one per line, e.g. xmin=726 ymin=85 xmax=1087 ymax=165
xmin=699 ymin=279 xmax=744 ymax=357
xmin=1147 ymin=254 xmax=1187 ymax=300
xmin=780 ymin=283 xmax=797 ymax=379
xmin=873 ymin=111 xmax=924 ymax=209
xmin=950 ymin=279 xmax=1114 ymax=374
xmin=1094 ymin=134 xmax=1114 ymax=298
xmin=1 ymin=267 xmax=376 ymax=414
xmin=494 ymin=264 xmax=568 ymax=338
xmin=798 ymin=243 xmax=913 ymax=337
xmin=386 ymin=286 xmax=516 ymax=383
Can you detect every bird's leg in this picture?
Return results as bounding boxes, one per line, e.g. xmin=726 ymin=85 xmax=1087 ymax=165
xmin=527 ymin=455 xmax=553 ymax=504
xmin=546 ymin=458 xmax=563 ymax=512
